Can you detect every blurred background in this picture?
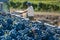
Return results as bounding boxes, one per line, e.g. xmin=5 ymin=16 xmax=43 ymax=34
xmin=9 ymin=0 xmax=60 ymax=26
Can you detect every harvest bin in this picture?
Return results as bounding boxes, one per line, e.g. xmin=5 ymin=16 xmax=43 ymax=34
xmin=0 ymin=0 xmax=9 ymax=13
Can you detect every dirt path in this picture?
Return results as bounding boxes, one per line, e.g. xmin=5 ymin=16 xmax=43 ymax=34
xmin=34 ymin=12 xmax=60 ymax=26
xmin=34 ymin=12 xmax=60 ymax=16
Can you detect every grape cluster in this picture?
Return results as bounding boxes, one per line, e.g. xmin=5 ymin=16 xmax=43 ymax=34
xmin=0 ymin=14 xmax=60 ymax=40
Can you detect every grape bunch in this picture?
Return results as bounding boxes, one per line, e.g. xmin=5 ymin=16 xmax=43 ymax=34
xmin=0 ymin=14 xmax=60 ymax=40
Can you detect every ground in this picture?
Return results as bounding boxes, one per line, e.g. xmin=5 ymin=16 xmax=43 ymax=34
xmin=23 ymin=11 xmax=60 ymax=26
xmin=10 ymin=9 xmax=60 ymax=26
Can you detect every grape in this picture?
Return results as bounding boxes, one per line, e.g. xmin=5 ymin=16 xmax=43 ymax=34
xmin=0 ymin=14 xmax=60 ymax=40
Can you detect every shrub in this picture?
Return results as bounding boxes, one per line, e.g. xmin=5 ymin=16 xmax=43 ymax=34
xmin=10 ymin=1 xmax=16 ymax=8
xmin=15 ymin=2 xmax=21 ymax=8
xmin=32 ymin=3 xmax=37 ymax=10
xmin=22 ymin=1 xmax=27 ymax=9
xmin=37 ymin=3 xmax=43 ymax=10
xmin=9 ymin=1 xmax=60 ymax=11
xmin=53 ymin=5 xmax=60 ymax=11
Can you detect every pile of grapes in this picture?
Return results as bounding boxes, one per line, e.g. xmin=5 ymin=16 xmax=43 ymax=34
xmin=0 ymin=14 xmax=60 ymax=40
